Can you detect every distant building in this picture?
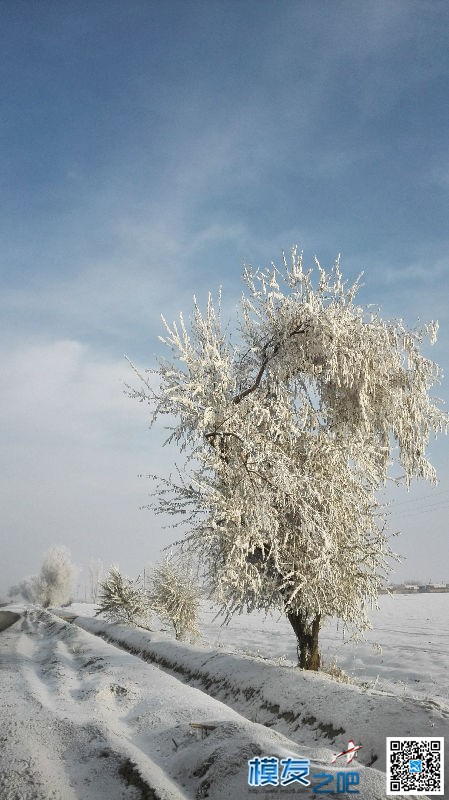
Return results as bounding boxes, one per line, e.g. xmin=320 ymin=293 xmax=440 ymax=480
xmin=381 ymin=582 xmax=449 ymax=594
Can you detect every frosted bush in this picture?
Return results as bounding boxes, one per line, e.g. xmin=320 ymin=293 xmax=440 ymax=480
xmin=96 ymin=566 xmax=151 ymax=627
xmin=148 ymin=557 xmax=200 ymax=641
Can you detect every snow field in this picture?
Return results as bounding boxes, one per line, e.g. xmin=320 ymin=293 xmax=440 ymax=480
xmin=3 ymin=594 xmax=447 ymax=799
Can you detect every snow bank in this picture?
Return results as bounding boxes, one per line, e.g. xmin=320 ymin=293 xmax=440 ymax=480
xmin=74 ymin=614 xmax=448 ymax=776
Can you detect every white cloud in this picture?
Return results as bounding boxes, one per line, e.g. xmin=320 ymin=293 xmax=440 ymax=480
xmin=1 ymin=339 xmax=135 ymax=442
xmin=0 ymin=339 xmax=183 ymax=592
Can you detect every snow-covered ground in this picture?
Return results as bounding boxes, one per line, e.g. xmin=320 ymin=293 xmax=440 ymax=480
xmin=1 ymin=594 xmax=447 ymax=799
xmin=199 ymin=593 xmax=449 ymax=704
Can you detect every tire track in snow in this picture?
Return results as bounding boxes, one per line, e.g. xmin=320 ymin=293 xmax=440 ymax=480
xmin=1 ymin=610 xmax=185 ymax=800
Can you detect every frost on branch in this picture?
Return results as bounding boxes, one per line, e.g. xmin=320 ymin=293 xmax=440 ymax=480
xmin=148 ymin=556 xmax=201 ymax=641
xmin=96 ymin=566 xmax=151 ymax=627
xmin=128 ymin=251 xmax=448 ymax=668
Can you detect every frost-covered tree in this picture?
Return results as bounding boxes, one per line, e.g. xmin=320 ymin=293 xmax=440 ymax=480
xmin=10 ymin=546 xmax=76 ymax=607
xmin=149 ymin=556 xmax=201 ymax=641
xmin=128 ymin=252 xmax=447 ymax=669
xmin=37 ymin=545 xmax=77 ymax=607
xmin=96 ymin=566 xmax=150 ymax=626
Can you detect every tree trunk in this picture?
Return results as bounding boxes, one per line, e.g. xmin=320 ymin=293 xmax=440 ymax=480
xmin=286 ymin=610 xmax=321 ymax=670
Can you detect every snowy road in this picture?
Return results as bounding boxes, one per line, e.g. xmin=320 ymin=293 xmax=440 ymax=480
xmin=0 ymin=607 xmax=437 ymax=799
xmin=0 ymin=610 xmax=177 ymax=799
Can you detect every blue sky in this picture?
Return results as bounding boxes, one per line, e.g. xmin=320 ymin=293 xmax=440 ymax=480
xmin=1 ymin=0 xmax=448 ymax=596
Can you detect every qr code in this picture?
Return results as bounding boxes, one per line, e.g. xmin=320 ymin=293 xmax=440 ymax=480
xmin=386 ymin=737 xmax=444 ymax=795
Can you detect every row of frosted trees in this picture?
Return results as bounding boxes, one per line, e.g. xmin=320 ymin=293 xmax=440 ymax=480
xmin=8 ymin=546 xmax=201 ymax=642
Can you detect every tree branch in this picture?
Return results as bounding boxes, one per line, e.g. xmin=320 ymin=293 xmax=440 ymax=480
xmin=233 ymin=325 xmax=306 ymax=405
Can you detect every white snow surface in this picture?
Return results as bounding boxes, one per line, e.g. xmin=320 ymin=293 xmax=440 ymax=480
xmin=1 ymin=594 xmax=448 ymax=799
